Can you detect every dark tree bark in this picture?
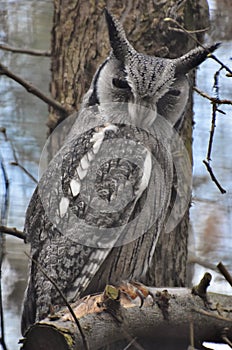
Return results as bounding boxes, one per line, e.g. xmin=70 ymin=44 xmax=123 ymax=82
xmin=48 ymin=0 xmax=210 ymax=289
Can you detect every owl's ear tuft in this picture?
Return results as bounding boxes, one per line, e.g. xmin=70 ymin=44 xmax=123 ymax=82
xmin=104 ymin=8 xmax=134 ymax=61
xmin=174 ymin=43 xmax=220 ymax=75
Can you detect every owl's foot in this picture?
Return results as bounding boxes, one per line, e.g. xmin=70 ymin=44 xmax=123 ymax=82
xmin=118 ymin=281 xmax=155 ymax=308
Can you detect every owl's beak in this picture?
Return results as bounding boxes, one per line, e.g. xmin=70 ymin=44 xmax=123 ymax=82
xmin=128 ymin=97 xmax=157 ymax=128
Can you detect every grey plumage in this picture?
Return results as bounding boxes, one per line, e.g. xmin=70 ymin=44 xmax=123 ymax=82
xmin=21 ymin=9 xmax=219 ymax=335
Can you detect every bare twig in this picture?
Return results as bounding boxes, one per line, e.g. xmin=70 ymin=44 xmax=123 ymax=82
xmin=0 ymin=154 xmax=9 ymax=350
xmin=217 ymin=262 xmax=232 ymax=288
xmin=0 ymin=226 xmax=25 ymax=241
xmin=10 ymin=161 xmax=38 ymax=184
xmin=195 ymin=67 xmax=228 ymax=194
xmin=123 ymin=337 xmax=142 ymax=350
xmin=0 ymin=62 xmax=69 ymax=115
xmin=0 ymin=44 xmax=51 ymax=57
xmin=0 ymin=127 xmax=37 ymax=184
xmin=24 ymin=252 xmax=89 ymax=350
xmin=221 ymin=328 xmax=232 ymax=348
xmin=192 ymin=307 xmax=232 ymax=323
xmin=203 ymin=160 xmax=226 ymax=194
xmin=189 ymin=318 xmax=195 ymax=348
xmin=206 ymin=103 xmax=217 ymax=162
xmin=193 ymin=87 xmax=232 ymax=105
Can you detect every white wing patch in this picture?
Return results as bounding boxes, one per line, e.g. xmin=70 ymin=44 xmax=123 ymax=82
xmin=59 ymin=197 xmax=70 ymax=217
xmin=70 ymin=179 xmax=81 ymax=197
xmin=69 ymin=123 xmax=118 ymax=198
xmin=135 ymin=149 xmax=152 ymax=197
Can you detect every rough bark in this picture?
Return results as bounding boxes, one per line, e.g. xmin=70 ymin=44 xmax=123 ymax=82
xmin=48 ymin=0 xmax=210 ymax=290
xmin=21 ymin=287 xmax=232 ymax=350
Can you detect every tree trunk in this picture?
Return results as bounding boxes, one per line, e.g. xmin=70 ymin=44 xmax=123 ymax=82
xmin=48 ymin=0 xmax=210 ymax=289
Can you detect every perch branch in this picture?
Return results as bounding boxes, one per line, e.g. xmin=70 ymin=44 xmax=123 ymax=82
xmin=0 ymin=226 xmax=25 ymax=241
xmin=0 ymin=44 xmax=51 ymax=57
xmin=0 ymin=62 xmax=69 ymax=115
xmin=21 ymin=286 xmax=232 ymax=350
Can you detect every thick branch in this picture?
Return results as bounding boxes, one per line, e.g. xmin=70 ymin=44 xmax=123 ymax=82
xmin=217 ymin=262 xmax=232 ymax=287
xmin=21 ymin=288 xmax=232 ymax=350
xmin=0 ymin=226 xmax=25 ymax=241
xmin=0 ymin=62 xmax=69 ymax=116
xmin=0 ymin=44 xmax=51 ymax=57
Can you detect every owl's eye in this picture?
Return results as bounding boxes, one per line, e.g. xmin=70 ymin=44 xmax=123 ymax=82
xmin=168 ymin=89 xmax=181 ymax=96
xmin=112 ymin=78 xmax=130 ymax=89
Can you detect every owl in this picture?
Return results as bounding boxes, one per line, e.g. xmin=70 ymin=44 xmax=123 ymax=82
xmin=21 ymin=9 xmax=219 ymax=334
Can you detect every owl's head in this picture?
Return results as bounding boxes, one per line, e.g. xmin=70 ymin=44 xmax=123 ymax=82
xmin=85 ymin=9 xmax=219 ymax=128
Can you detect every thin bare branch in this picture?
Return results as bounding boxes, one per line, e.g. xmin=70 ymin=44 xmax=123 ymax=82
xmin=0 ymin=226 xmax=25 ymax=241
xmin=0 ymin=43 xmax=51 ymax=57
xmin=207 ymin=103 xmax=217 ymax=162
xmin=0 ymin=62 xmax=69 ymax=115
xmin=167 ymin=26 xmax=209 ymax=34
xmin=10 ymin=161 xmax=38 ymax=184
xmin=0 ymin=128 xmax=38 ymax=184
xmin=217 ymin=262 xmax=232 ymax=288
xmin=0 ymin=153 xmax=9 ymax=350
xmin=203 ymin=160 xmax=226 ymax=194
xmin=193 ymin=86 xmax=232 ymax=105
xmin=121 ymin=334 xmax=145 ymax=350
xmin=221 ymin=328 xmax=232 ymax=348
xmin=192 ymin=307 xmax=232 ymax=323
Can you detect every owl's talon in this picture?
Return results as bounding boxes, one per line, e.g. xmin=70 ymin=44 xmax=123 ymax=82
xmin=118 ymin=281 xmax=153 ymax=307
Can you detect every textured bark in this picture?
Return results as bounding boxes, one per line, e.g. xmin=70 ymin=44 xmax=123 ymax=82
xmin=48 ymin=0 xmax=210 ymax=290
xmin=21 ymin=288 xmax=232 ymax=350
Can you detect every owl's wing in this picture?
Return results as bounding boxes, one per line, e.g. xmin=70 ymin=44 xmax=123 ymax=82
xmin=22 ymin=120 xmax=166 ymax=334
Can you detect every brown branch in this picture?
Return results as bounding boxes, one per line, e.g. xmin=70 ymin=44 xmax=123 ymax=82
xmin=0 ymin=62 xmax=69 ymax=116
xmin=217 ymin=262 xmax=232 ymax=288
xmin=21 ymin=287 xmax=232 ymax=350
xmin=0 ymin=226 xmax=25 ymax=241
xmin=193 ymin=86 xmax=232 ymax=105
xmin=203 ymin=160 xmax=226 ymax=194
xmin=192 ymin=307 xmax=232 ymax=323
xmin=167 ymin=26 xmax=210 ymax=34
xmin=191 ymin=273 xmax=212 ymax=306
xmin=0 ymin=43 xmax=51 ymax=57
